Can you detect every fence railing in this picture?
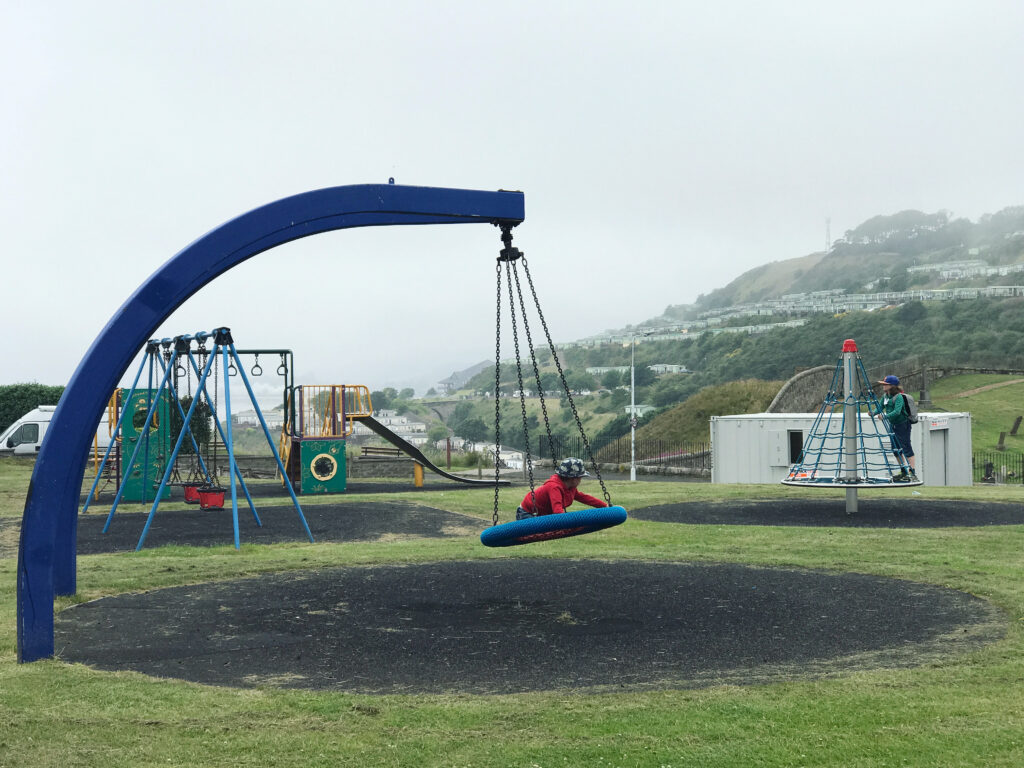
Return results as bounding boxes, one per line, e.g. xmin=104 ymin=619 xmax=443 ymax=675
xmin=972 ymin=451 xmax=1023 ymax=484
xmin=523 ymin=440 xmax=1018 ymax=482
xmin=529 ymin=435 xmax=711 ymax=471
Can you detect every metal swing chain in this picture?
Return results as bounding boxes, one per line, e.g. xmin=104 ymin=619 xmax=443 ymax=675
xmin=520 ymin=256 xmax=612 ymax=506
xmin=161 ymin=342 xmax=174 ymax=478
xmin=505 ymin=259 xmax=537 ymax=512
xmin=492 ymin=259 xmax=503 ymax=527
xmin=509 ymin=259 xmax=558 ymax=465
xmin=211 ymin=345 xmax=219 ymax=483
xmin=185 ymin=347 xmax=202 ymax=483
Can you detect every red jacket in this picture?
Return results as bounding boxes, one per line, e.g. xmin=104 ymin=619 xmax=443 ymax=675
xmin=520 ymin=474 xmax=607 ymax=516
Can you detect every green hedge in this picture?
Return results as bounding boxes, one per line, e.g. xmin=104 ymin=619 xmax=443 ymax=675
xmin=0 ymin=383 xmax=65 ymax=433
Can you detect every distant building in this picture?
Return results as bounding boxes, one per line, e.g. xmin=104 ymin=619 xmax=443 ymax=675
xmin=232 ymin=409 xmax=284 ymax=429
xmin=350 ymin=409 xmax=429 ymax=445
xmin=462 ymin=442 xmax=525 ymax=470
xmin=624 ymin=404 xmax=657 ymax=417
xmin=648 ymin=364 xmax=690 ymax=374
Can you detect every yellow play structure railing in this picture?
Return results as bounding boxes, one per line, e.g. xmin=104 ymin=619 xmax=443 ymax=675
xmin=279 ymin=385 xmax=373 ymax=474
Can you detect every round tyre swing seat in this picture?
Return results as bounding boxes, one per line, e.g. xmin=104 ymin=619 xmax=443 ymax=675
xmin=480 ymin=506 xmax=628 ymax=547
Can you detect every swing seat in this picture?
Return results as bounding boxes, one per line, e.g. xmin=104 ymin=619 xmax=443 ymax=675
xmin=183 ymin=483 xmax=203 ymax=504
xmin=197 ymin=486 xmax=225 ymax=510
xmin=480 ymin=506 xmax=627 ymax=547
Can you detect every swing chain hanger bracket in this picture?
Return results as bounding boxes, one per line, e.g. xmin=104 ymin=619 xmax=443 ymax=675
xmin=495 ymin=220 xmax=523 ymax=263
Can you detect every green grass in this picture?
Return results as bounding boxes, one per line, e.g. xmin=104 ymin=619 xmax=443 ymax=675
xmin=929 ymin=374 xmax=1024 ymax=453
xmin=2 ymin=457 xmax=1024 ymax=766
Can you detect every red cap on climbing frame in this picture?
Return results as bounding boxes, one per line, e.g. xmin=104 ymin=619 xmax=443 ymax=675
xmin=842 ymin=339 xmax=858 ymax=353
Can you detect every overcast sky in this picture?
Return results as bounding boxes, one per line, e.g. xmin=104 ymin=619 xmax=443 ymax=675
xmin=3 ymin=1 xmax=1023 ymax=406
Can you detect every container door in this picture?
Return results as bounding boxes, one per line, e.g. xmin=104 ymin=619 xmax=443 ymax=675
xmin=928 ymin=427 xmax=948 ymax=486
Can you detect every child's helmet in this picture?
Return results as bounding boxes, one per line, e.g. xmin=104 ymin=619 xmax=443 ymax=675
xmin=556 ymin=457 xmax=589 ymax=478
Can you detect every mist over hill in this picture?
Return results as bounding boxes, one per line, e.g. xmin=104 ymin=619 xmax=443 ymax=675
xmin=435 ymin=205 xmax=1024 ymax=417
xmin=516 ymin=204 xmax=1024 ymax=449
xmin=652 ymin=206 xmax=1024 ymax=325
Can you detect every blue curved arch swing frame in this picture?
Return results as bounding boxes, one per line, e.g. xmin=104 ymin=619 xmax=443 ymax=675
xmin=17 ymin=183 xmax=525 ymax=662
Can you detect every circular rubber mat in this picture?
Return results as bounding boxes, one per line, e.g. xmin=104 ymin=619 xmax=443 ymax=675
xmin=55 ymin=559 xmax=1003 ymax=694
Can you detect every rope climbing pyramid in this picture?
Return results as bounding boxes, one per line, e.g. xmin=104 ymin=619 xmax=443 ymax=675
xmin=783 ymin=339 xmax=922 ymax=510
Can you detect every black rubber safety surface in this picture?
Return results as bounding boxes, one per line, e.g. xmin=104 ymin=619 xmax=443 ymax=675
xmin=73 ymin=501 xmax=482 ymax=554
xmin=54 ymin=558 xmax=1004 ymax=695
xmin=630 ymin=498 xmax=1024 ymax=528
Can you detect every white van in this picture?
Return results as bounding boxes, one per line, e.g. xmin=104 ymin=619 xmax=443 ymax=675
xmin=0 ymin=406 xmax=112 ymax=456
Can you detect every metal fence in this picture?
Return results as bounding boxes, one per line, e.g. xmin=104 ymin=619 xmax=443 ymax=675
xmin=530 ymin=441 xmax=1018 ymax=483
xmin=972 ymin=451 xmax=1023 ymax=484
xmin=535 ymin=435 xmax=712 ymax=471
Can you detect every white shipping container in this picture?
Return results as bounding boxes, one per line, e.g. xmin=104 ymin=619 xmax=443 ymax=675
xmin=710 ymin=412 xmax=972 ymax=486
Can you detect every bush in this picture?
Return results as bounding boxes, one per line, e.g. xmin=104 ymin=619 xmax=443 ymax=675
xmin=0 ymin=383 xmax=66 ymax=433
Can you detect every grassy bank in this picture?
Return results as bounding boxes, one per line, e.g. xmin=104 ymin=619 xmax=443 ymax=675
xmin=1 ymin=457 xmax=1023 ymax=766
xmin=930 ymin=374 xmax=1024 ymax=452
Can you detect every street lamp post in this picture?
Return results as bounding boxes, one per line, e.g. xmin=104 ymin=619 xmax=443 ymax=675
xmin=630 ymin=336 xmax=637 ymax=482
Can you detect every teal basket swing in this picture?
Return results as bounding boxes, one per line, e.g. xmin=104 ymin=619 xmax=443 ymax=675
xmin=480 ymin=224 xmax=627 ymax=547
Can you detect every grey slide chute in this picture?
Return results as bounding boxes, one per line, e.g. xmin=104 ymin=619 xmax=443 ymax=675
xmin=353 ymin=415 xmax=510 ymax=487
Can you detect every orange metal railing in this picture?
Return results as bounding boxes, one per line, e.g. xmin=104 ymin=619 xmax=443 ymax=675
xmin=279 ymin=385 xmax=373 ymax=474
xmin=294 ymin=385 xmax=373 ymax=437
xmin=282 ymin=382 xmax=374 ymax=442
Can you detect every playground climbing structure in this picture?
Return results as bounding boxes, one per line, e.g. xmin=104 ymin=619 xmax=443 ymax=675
xmin=782 ymin=339 xmax=923 ymax=513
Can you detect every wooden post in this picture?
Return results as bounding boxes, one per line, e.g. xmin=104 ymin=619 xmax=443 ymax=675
xmin=997 ymin=432 xmax=1007 ymax=451
xmin=918 ymin=365 xmax=932 ymax=408
xmin=413 ymin=463 xmax=424 ymax=487
xmin=1011 ymin=416 xmax=1022 ymax=436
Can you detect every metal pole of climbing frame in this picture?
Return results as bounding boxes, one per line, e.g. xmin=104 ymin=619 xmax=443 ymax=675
xmin=842 ymin=339 xmax=859 ymax=514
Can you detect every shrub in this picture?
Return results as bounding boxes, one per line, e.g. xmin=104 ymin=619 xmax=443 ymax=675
xmin=0 ymin=382 xmax=66 ymax=433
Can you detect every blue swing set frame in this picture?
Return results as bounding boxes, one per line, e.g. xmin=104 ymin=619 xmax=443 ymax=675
xmin=84 ymin=328 xmax=314 ymax=551
xmin=17 ymin=183 xmax=524 ymax=662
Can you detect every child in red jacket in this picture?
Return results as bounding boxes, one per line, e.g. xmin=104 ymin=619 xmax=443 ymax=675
xmin=517 ymin=457 xmax=608 ymax=520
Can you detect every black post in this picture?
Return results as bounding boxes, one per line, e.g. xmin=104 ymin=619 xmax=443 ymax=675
xmin=918 ymin=363 xmax=932 ymax=408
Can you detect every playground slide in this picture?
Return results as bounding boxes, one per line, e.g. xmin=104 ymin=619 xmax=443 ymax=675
xmin=353 ymin=415 xmax=509 ymax=487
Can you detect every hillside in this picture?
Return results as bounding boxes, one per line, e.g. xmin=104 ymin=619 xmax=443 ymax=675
xmin=635 ymin=378 xmax=783 ymax=444
xmin=929 ymin=374 xmax=1024 ymax=453
xmin=430 ymin=205 xmax=1024 ymax=451
xmin=657 ymin=206 xmax=1024 ymax=322
xmin=432 ymin=296 xmax=1024 ymax=451
xmin=671 ymin=251 xmax=825 ymax=315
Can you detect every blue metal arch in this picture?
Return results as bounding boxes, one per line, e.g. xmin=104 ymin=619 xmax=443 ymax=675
xmin=17 ymin=183 xmax=525 ymax=661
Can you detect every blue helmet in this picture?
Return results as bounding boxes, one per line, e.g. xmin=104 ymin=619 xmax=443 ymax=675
xmin=556 ymin=457 xmax=589 ymax=478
